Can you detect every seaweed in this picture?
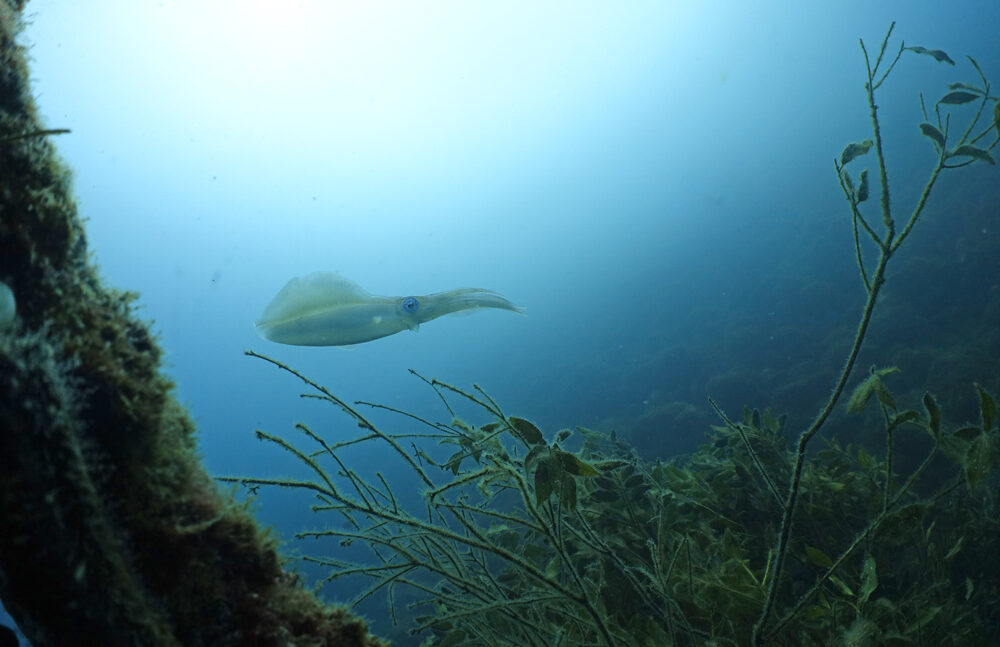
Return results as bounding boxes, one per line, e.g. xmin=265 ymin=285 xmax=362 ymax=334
xmin=231 ymin=24 xmax=1000 ymax=646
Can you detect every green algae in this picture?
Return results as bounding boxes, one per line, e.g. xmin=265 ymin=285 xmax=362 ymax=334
xmin=235 ymin=23 xmax=1000 ymax=647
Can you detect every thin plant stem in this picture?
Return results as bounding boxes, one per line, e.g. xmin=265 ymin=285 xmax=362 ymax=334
xmin=750 ymin=25 xmax=973 ymax=643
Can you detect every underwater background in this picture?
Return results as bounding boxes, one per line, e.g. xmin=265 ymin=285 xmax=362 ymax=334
xmin=5 ymin=1 xmax=999 ymax=644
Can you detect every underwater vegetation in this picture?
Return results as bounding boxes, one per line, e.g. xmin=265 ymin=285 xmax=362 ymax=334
xmin=231 ymin=24 xmax=1000 ymax=646
xmin=0 ymin=280 xmax=14 ymax=328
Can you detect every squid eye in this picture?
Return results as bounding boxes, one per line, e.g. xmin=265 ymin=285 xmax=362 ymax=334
xmin=401 ymin=297 xmax=419 ymax=313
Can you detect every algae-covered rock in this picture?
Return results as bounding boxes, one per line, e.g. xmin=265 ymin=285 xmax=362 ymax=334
xmin=0 ymin=3 xmax=385 ymax=645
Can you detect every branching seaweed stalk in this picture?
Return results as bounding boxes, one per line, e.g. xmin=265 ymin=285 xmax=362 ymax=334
xmin=750 ymin=23 xmax=998 ymax=645
xmin=226 ymin=23 xmax=999 ymax=647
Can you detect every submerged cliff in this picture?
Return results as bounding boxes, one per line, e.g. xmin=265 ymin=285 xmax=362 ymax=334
xmin=0 ymin=4 xmax=384 ymax=645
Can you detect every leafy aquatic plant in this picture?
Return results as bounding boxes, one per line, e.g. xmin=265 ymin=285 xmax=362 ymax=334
xmin=225 ymin=352 xmax=998 ymax=645
xmin=226 ymin=24 xmax=1000 ymax=646
xmin=728 ymin=21 xmax=999 ymax=645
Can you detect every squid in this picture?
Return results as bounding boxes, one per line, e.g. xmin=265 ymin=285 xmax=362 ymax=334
xmin=255 ymin=271 xmax=524 ymax=346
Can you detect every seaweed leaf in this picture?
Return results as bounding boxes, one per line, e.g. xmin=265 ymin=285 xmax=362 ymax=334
xmin=953 ymin=426 xmax=981 ymax=442
xmin=905 ymin=45 xmax=955 ymax=65
xmin=558 ymin=476 xmax=578 ymax=511
xmin=858 ymin=554 xmax=878 ymax=604
xmin=534 ymin=457 xmax=555 ymax=505
xmin=846 ymin=367 xmax=899 ymax=413
xmin=975 ymin=383 xmax=996 ymax=431
xmin=944 ymin=536 xmax=964 ymax=560
xmin=805 ymin=546 xmax=833 ymax=569
xmin=857 ymin=447 xmax=876 ymax=471
xmin=939 ymin=433 xmax=972 ymax=464
xmin=524 ymin=443 xmax=547 ymax=476
xmin=918 ymin=122 xmax=945 ymax=149
xmin=872 ymin=376 xmax=897 ymax=411
xmin=923 ymin=392 xmax=941 ymax=440
xmin=509 ymin=417 xmax=545 ymax=445
xmin=965 ymin=433 xmax=994 ymax=493
xmin=589 ymin=489 xmax=619 ymax=503
xmin=888 ymin=409 xmax=921 ymax=432
xmin=544 ymin=555 xmax=562 ymax=579
xmin=840 ymin=139 xmax=874 ymax=165
xmin=555 ymin=450 xmax=600 ymax=477
xmin=829 ymin=575 xmax=853 ymax=597
xmin=950 ymin=145 xmax=995 ymax=165
xmin=877 ymin=503 xmax=930 ymax=545
xmin=437 ymin=629 xmax=467 ymax=647
xmin=937 ymin=90 xmax=980 ymax=105
xmin=842 ymin=169 xmax=855 ymax=193
xmin=947 ymin=81 xmax=983 ymax=93
xmin=856 ymin=169 xmax=870 ymax=203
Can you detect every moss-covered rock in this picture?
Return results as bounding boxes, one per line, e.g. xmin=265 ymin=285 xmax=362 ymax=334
xmin=0 ymin=3 xmax=385 ymax=645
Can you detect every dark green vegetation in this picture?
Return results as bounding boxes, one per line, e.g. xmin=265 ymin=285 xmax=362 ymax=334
xmin=0 ymin=4 xmax=384 ymax=645
xmin=234 ymin=25 xmax=1000 ymax=646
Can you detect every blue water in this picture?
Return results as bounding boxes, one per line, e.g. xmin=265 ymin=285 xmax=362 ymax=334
xmin=5 ymin=1 xmax=999 ymax=644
